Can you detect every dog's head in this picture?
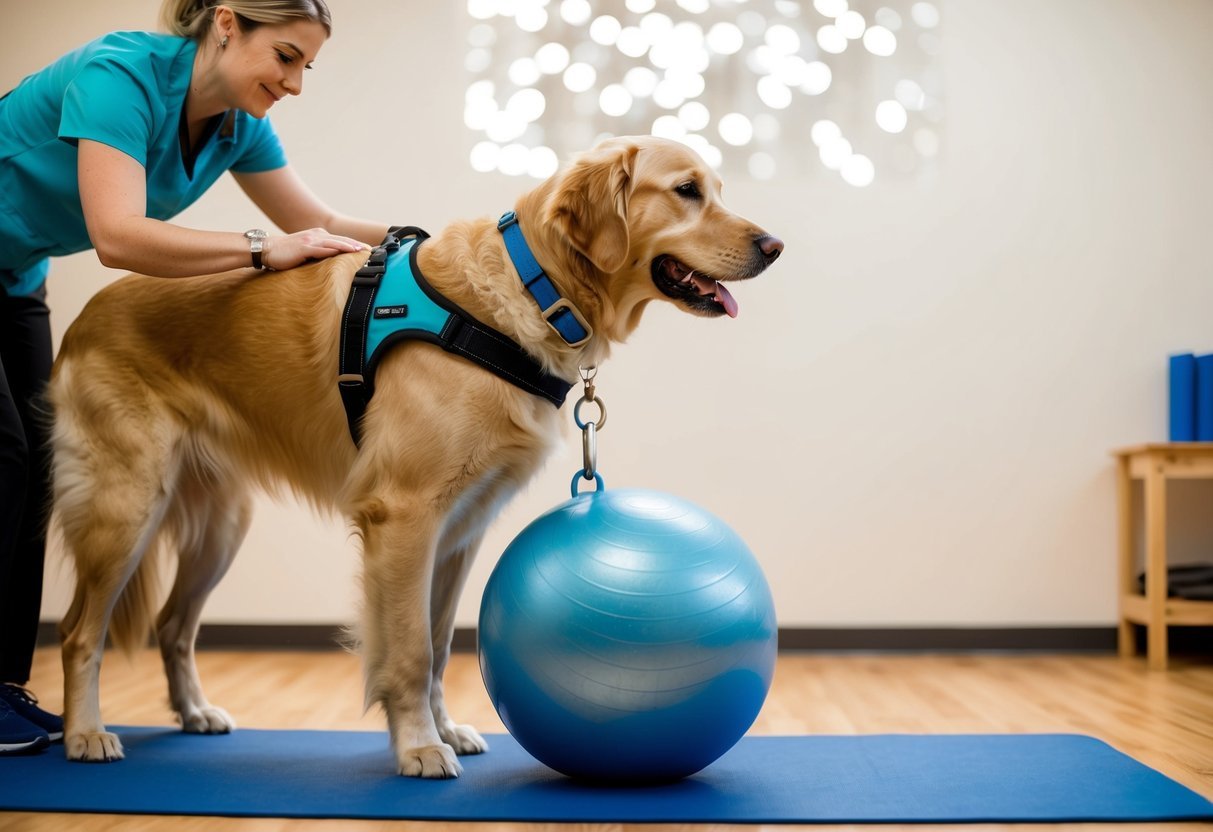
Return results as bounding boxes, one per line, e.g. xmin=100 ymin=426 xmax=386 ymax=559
xmin=523 ymin=135 xmax=783 ymax=342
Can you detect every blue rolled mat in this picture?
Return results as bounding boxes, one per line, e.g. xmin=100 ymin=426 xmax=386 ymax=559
xmin=1 ymin=729 xmax=1210 ymax=823
xmin=1170 ymin=352 xmax=1197 ymax=441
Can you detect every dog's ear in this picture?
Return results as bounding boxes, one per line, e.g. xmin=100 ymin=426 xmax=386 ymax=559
xmin=548 ymin=142 xmax=638 ymax=274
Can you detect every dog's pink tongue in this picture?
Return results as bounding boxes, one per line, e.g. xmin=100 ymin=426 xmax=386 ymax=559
xmin=692 ymin=275 xmax=738 ymax=318
xmin=715 ymin=282 xmax=738 ymax=318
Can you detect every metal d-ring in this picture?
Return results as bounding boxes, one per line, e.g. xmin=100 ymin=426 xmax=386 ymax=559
xmin=574 ymin=395 xmax=607 ymax=431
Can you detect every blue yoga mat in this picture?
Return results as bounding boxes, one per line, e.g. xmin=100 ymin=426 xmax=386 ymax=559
xmin=1 ymin=729 xmax=1210 ymax=823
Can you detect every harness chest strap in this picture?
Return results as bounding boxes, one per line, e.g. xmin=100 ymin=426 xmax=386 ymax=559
xmin=337 ymin=225 xmax=576 ymax=446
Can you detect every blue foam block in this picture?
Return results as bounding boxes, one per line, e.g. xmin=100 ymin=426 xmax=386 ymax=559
xmin=1170 ymin=352 xmax=1197 ymax=441
xmin=1196 ymin=353 xmax=1213 ymax=441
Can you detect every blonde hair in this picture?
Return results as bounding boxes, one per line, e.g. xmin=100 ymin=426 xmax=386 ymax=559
xmin=160 ymin=0 xmax=332 ymax=40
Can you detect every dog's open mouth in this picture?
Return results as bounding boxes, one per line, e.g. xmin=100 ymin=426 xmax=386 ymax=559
xmin=651 ymin=256 xmax=739 ymax=318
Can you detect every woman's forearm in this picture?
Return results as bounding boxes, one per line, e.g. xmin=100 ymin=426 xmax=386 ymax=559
xmin=80 ymin=142 xmax=367 ymax=276
xmin=91 ymin=215 xmax=371 ymax=276
xmin=92 ymin=216 xmax=260 ymax=277
xmin=320 ymin=214 xmax=392 ymax=248
xmin=231 ymin=167 xmax=390 ymax=248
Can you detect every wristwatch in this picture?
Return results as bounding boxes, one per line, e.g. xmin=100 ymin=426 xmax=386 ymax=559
xmin=244 ymin=228 xmax=268 ymax=269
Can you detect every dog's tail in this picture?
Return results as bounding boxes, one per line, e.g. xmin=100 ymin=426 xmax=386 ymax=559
xmin=109 ymin=535 xmax=164 ymax=655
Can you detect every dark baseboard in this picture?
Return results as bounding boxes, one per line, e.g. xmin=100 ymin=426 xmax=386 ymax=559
xmin=775 ymin=627 xmax=1119 ymax=652
xmin=38 ymin=621 xmax=1206 ymax=653
xmin=36 ymin=622 xmax=351 ymax=651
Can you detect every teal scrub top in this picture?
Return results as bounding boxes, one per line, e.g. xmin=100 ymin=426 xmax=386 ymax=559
xmin=0 ymin=31 xmax=288 ymax=296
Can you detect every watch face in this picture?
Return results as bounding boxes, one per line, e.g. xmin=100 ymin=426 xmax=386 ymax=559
xmin=245 ymin=229 xmax=267 ymax=241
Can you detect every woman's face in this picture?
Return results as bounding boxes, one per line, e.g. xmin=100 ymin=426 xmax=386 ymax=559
xmin=216 ymin=13 xmax=327 ymax=118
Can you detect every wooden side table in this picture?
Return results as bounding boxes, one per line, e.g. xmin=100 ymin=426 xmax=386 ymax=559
xmin=1114 ymin=443 xmax=1213 ymax=670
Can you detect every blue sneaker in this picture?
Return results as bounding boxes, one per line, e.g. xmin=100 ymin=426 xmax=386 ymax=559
xmin=0 ymin=696 xmax=49 ymax=755
xmin=0 ymin=684 xmax=62 ymax=743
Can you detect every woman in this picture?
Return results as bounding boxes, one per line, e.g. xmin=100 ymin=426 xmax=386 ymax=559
xmin=0 ymin=0 xmax=388 ymax=753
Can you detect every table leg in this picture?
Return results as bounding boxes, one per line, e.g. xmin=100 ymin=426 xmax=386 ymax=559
xmin=1143 ymin=461 xmax=1168 ymax=671
xmin=1116 ymin=455 xmax=1135 ymax=658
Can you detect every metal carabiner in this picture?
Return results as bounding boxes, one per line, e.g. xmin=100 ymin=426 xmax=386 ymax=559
xmin=582 ymin=420 xmax=597 ymax=479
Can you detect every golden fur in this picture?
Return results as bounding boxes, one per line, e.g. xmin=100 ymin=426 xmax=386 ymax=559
xmin=49 ymin=135 xmax=783 ymax=777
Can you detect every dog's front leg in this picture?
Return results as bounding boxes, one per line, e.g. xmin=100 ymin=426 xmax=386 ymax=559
xmin=430 ymin=537 xmax=488 ymax=757
xmin=358 ymin=496 xmax=461 ymax=778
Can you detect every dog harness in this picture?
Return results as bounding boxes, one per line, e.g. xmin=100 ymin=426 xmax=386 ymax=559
xmin=337 ymin=219 xmax=588 ymax=446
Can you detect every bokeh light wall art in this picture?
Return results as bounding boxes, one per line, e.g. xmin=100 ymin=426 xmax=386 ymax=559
xmin=464 ymin=0 xmax=943 ymax=187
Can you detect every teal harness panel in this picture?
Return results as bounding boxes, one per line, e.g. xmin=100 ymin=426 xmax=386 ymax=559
xmin=363 ymin=239 xmax=452 ymax=375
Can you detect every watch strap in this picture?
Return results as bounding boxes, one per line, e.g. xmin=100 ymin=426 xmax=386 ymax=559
xmin=245 ymin=229 xmax=267 ymax=270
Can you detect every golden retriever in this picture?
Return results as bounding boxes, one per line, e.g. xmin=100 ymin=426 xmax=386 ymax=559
xmin=49 ymin=135 xmax=783 ymax=778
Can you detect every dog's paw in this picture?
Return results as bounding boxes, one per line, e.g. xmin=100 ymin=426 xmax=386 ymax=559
xmin=397 ymin=743 xmax=463 ymax=778
xmin=181 ymin=705 xmax=236 ymax=734
xmin=439 ymin=723 xmax=488 ymax=756
xmin=65 ymin=731 xmax=124 ymax=762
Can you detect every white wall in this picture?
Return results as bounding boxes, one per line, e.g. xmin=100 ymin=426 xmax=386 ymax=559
xmin=6 ymin=1 xmax=1211 ymax=630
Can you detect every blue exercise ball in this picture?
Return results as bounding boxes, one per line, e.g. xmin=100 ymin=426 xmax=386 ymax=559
xmin=478 ymin=485 xmax=777 ymax=782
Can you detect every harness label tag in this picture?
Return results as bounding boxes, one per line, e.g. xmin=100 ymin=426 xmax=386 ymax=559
xmin=374 ymin=305 xmax=409 ymax=319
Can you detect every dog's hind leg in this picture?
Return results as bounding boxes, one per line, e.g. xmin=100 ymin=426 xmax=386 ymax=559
xmin=429 ymin=535 xmax=488 ymax=756
xmin=54 ymin=393 xmax=180 ymax=762
xmin=156 ymin=469 xmax=251 ymax=735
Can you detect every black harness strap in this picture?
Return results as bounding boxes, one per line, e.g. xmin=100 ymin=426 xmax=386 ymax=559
xmin=439 ymin=313 xmax=574 ymax=405
xmin=338 ymin=226 xmax=574 ymax=446
xmin=338 ymin=226 xmax=426 ymax=445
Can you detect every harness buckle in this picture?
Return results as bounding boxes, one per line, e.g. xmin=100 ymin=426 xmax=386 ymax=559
xmin=337 ymin=373 xmax=365 ymax=385
xmin=541 ymin=298 xmax=593 ymax=348
xmin=497 ymin=211 xmax=519 ymax=232
xmin=353 ymin=254 xmax=386 ymax=286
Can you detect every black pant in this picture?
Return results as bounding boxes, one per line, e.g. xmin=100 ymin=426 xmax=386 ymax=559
xmin=0 ymin=284 xmax=53 ymax=684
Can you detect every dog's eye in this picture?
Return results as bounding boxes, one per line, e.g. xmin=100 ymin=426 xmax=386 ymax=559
xmin=675 ymin=181 xmax=702 ymax=200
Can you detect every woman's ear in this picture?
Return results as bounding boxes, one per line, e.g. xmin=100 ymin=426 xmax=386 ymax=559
xmin=547 ymin=142 xmax=638 ymax=274
xmin=212 ymin=5 xmax=236 ymax=40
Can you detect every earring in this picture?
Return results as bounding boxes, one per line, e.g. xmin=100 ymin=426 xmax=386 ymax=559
xmin=220 ymin=35 xmax=229 ymax=48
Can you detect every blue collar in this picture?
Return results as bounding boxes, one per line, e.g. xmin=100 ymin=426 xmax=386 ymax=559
xmin=497 ymin=211 xmax=592 ymax=347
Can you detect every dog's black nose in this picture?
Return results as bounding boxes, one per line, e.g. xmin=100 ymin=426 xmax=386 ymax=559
xmin=756 ymin=234 xmax=783 ymax=263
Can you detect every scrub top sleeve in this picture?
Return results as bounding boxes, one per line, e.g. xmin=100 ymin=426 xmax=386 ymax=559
xmin=58 ymin=57 xmax=156 ymax=166
xmin=230 ymin=115 xmax=287 ymax=173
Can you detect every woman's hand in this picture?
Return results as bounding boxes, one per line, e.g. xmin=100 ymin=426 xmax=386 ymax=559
xmin=260 ymin=228 xmax=368 ymax=271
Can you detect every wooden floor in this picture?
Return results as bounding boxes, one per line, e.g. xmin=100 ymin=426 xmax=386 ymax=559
xmin=3 ymin=647 xmax=1211 ymax=832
